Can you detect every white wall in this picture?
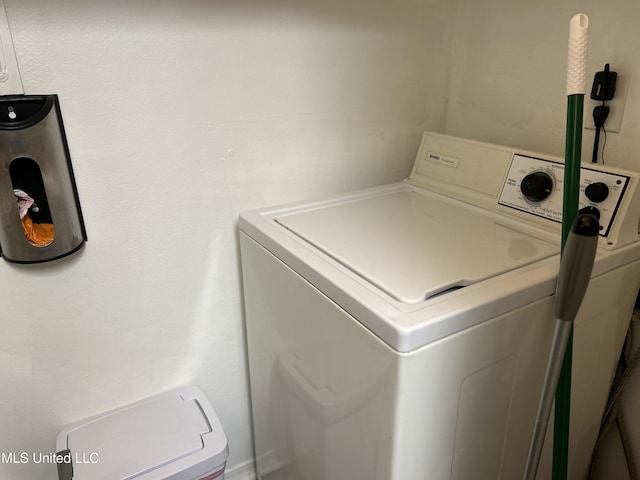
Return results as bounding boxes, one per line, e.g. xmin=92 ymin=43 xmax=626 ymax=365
xmin=0 ymin=0 xmax=453 ymax=478
xmin=445 ymin=0 xmax=640 ymax=171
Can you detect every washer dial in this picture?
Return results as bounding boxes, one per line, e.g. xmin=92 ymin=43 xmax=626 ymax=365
xmin=585 ymin=182 xmax=609 ymax=203
xmin=520 ymin=171 xmax=554 ymax=202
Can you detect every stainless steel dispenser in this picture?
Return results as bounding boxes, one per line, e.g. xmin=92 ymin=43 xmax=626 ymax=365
xmin=0 ymin=95 xmax=86 ymax=263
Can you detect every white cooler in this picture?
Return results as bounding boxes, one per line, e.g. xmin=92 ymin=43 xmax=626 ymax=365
xmin=55 ymin=386 xmax=229 ymax=480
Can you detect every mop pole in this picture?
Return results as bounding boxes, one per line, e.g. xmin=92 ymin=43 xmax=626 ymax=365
xmin=554 ymin=14 xmax=588 ymax=480
xmin=522 ymin=14 xmax=590 ymax=480
xmin=523 ymin=214 xmax=599 ymax=480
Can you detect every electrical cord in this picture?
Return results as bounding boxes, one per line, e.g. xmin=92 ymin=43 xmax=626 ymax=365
xmin=586 ymin=312 xmax=640 ymax=479
xmin=590 ymin=63 xmax=616 ymax=164
xmin=618 ymin=411 xmax=638 ymax=479
xmin=601 ymin=125 xmax=607 ymax=165
xmin=591 ymin=100 xmax=610 ymax=164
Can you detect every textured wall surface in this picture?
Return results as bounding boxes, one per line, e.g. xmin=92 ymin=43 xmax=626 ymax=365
xmin=0 ymin=0 xmax=452 ymax=478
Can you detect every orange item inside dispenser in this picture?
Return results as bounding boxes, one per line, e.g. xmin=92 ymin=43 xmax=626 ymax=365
xmin=21 ymin=215 xmax=55 ymax=247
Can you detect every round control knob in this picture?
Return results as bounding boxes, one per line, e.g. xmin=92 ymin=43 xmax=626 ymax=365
xmin=579 ymin=205 xmax=601 ymax=220
xmin=520 ymin=171 xmax=554 ymax=202
xmin=585 ymin=182 xmax=609 ymax=203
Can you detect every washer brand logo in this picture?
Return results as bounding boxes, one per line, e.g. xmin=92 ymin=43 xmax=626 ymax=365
xmin=426 ymin=151 xmax=459 ymax=168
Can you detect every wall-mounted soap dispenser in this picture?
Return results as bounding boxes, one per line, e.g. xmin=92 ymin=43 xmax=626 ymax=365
xmin=0 ymin=95 xmax=86 ymax=263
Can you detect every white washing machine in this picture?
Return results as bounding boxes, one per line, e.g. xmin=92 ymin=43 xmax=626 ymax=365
xmin=239 ymin=132 xmax=640 ymax=480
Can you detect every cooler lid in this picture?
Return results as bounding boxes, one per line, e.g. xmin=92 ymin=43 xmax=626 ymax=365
xmin=57 ymin=387 xmax=228 ymax=480
xmin=275 ymin=190 xmax=559 ymax=304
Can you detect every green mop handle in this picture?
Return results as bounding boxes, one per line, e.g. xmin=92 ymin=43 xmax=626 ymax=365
xmin=554 ymin=13 xmax=589 ymax=480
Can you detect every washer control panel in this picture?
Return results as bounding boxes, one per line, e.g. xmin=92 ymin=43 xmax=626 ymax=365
xmin=499 ymin=154 xmax=630 ymax=237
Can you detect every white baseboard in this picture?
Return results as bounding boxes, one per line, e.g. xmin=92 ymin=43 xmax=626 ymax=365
xmin=225 ymin=459 xmax=257 ymax=480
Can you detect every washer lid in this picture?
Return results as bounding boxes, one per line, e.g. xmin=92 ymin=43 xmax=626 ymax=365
xmin=275 ymin=190 xmax=559 ymax=304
